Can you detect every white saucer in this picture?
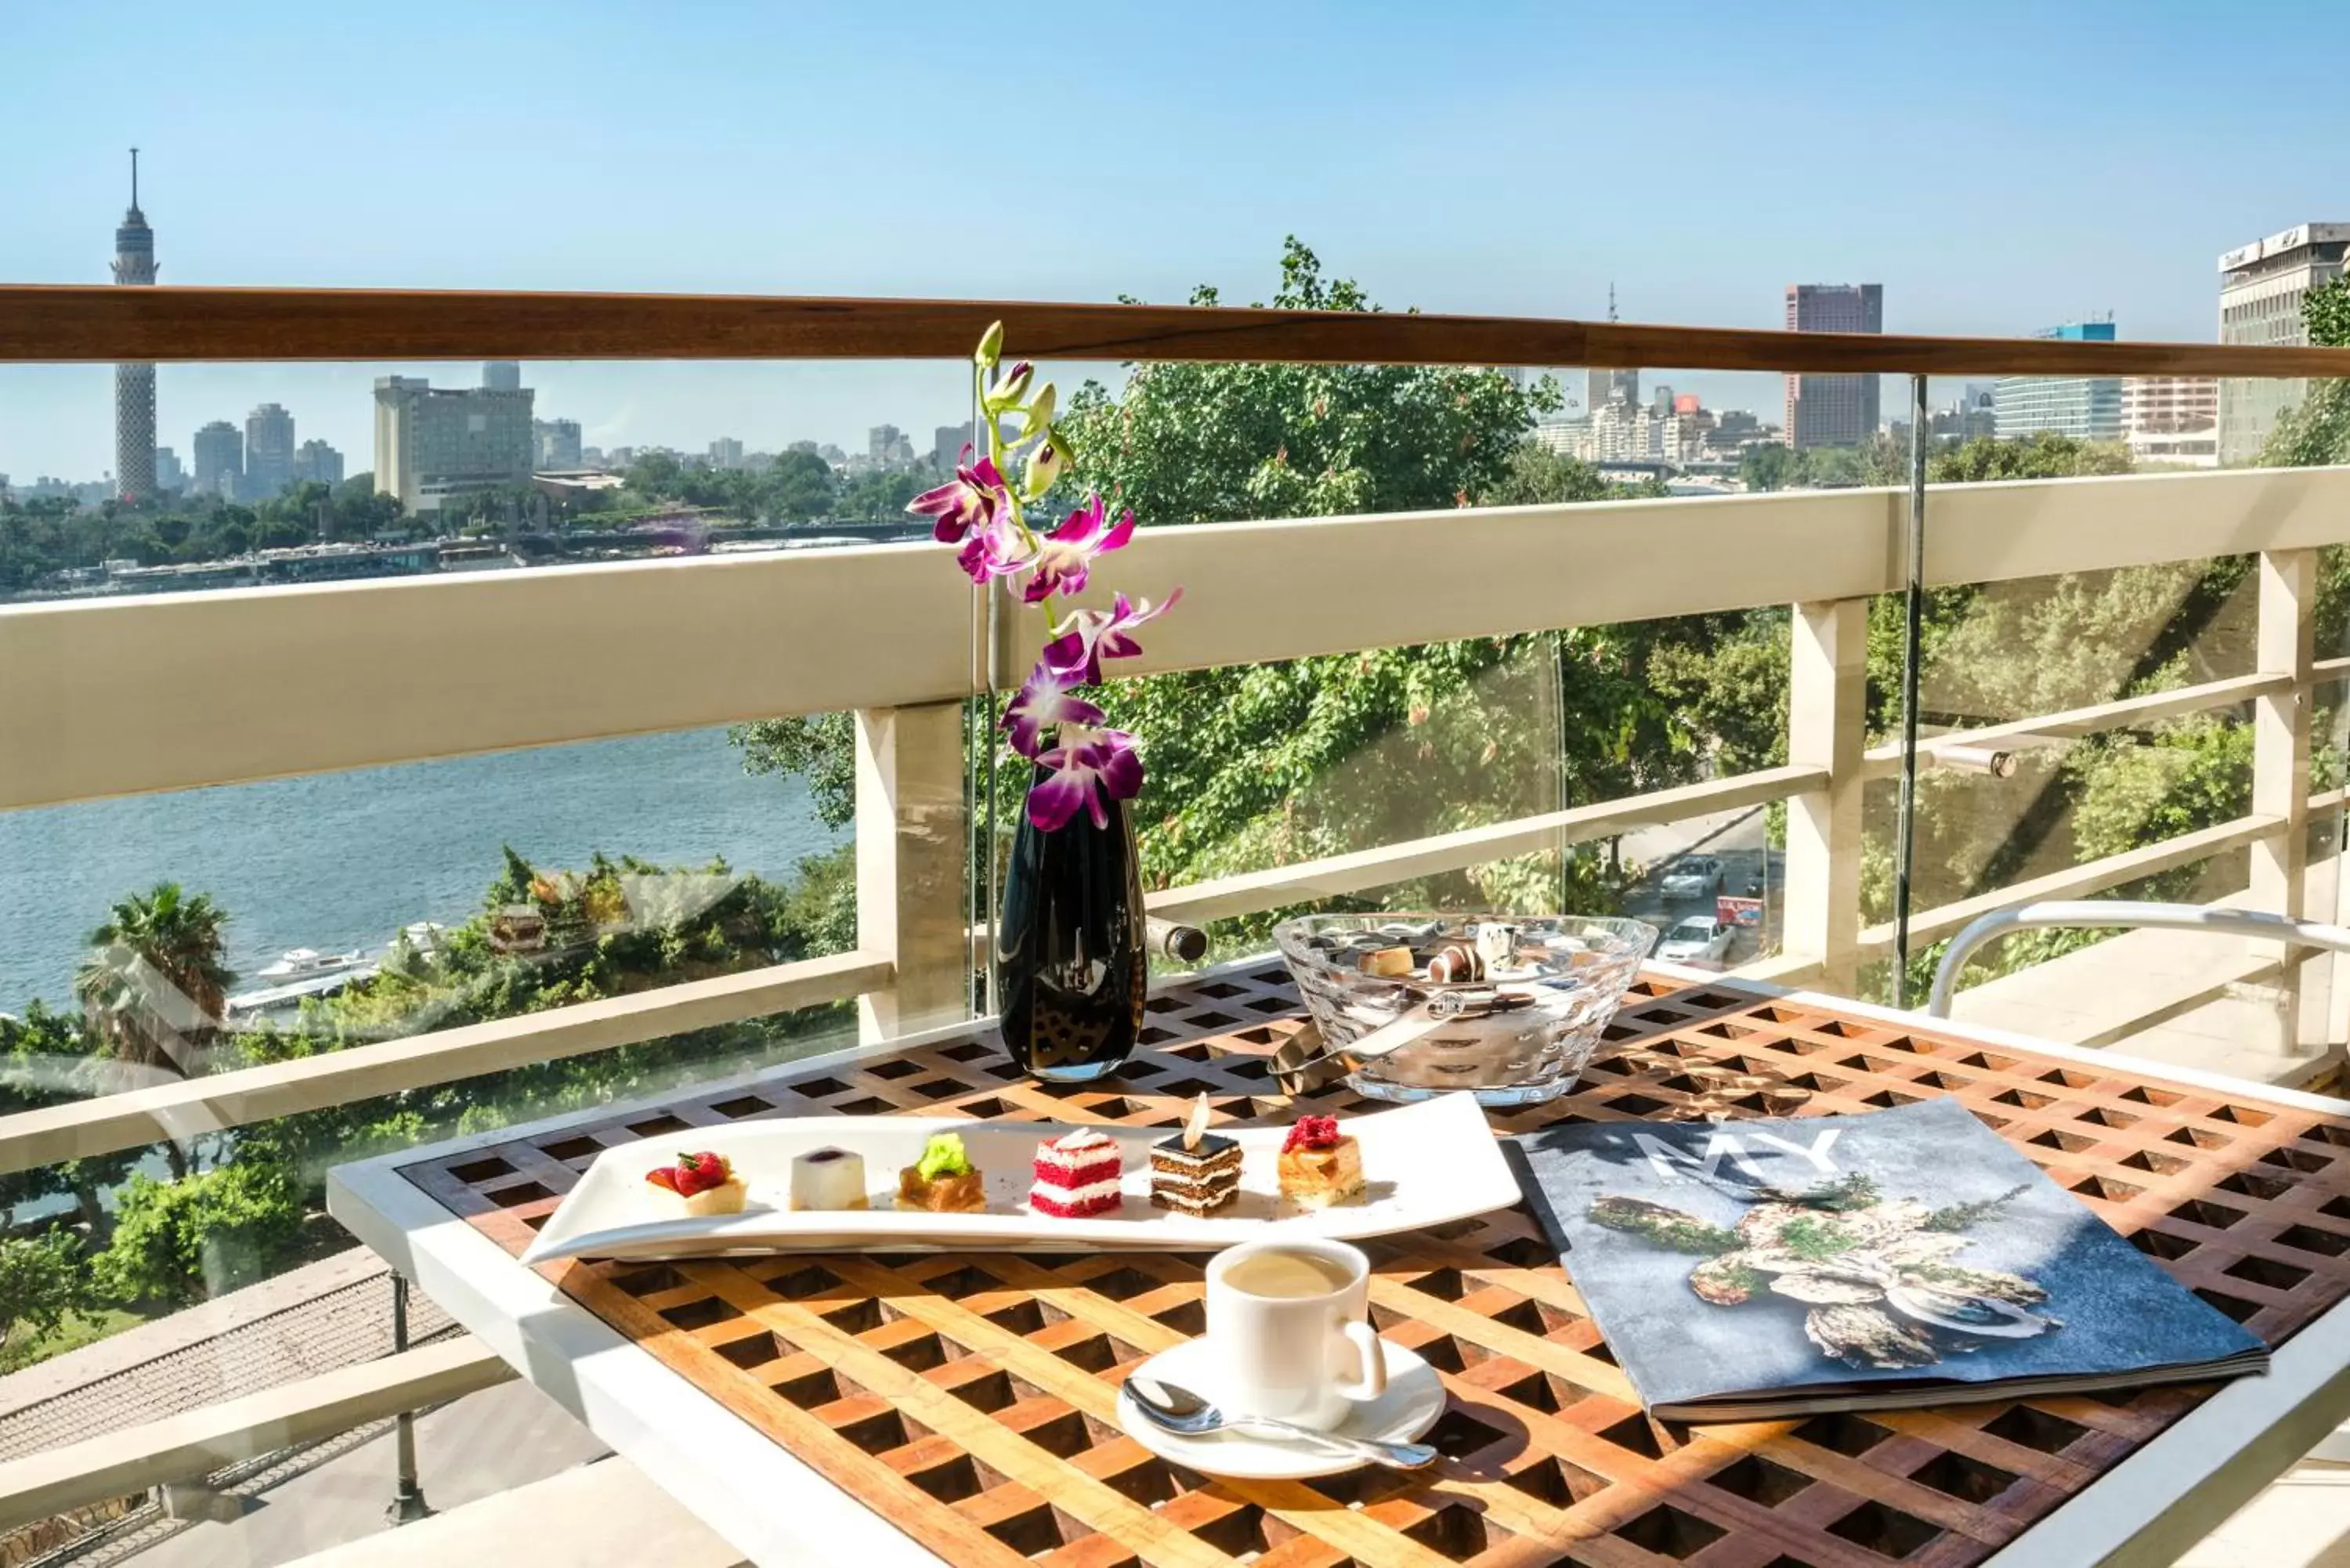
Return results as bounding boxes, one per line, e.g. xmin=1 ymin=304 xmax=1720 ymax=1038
xmin=1114 ymin=1336 xmax=1447 ymax=1479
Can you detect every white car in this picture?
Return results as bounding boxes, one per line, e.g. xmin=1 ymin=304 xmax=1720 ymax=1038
xmin=1658 ymin=854 xmax=1724 ymax=901
xmin=1657 ymin=915 xmax=1735 ymax=964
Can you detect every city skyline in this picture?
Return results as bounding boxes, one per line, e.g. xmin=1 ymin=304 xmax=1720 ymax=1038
xmin=5 ymin=0 xmax=2348 ymax=479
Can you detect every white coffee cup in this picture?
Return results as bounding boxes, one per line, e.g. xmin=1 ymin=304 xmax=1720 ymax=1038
xmin=1205 ymin=1237 xmax=1388 ymax=1429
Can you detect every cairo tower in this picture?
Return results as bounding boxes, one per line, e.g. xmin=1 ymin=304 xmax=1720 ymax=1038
xmin=111 ymin=149 xmax=158 ymax=502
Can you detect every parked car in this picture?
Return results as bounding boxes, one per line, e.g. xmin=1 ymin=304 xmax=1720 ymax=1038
xmin=1658 ymin=854 xmax=1724 ymax=901
xmin=1657 ymin=914 xmax=1735 ymax=964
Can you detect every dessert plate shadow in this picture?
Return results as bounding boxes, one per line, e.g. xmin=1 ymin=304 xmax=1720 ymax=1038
xmin=515 ymin=1093 xmax=1513 ymax=1265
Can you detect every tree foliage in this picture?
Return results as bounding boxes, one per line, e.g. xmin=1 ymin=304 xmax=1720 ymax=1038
xmin=89 ymin=1163 xmax=302 ymax=1308
xmin=0 ymin=1232 xmax=84 ymax=1371
xmin=72 ymin=883 xmax=236 ymax=1080
xmin=2261 ymin=273 xmax=2350 ymax=468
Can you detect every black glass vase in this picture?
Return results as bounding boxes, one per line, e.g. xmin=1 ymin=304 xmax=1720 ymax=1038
xmin=997 ymin=786 xmax=1148 ymax=1083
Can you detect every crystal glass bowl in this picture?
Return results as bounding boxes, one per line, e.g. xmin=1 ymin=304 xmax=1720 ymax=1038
xmin=1272 ymin=912 xmax=1659 ymax=1105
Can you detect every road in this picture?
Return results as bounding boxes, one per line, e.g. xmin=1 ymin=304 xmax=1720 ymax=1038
xmin=1615 ymin=803 xmax=1783 ymax=969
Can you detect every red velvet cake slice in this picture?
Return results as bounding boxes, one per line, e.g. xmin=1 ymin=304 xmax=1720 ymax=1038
xmin=1029 ymin=1129 xmax=1125 ymax=1218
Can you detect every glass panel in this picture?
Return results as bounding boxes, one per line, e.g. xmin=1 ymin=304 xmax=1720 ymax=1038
xmin=1 ymin=721 xmax=856 ymax=1068
xmin=1884 ymin=546 xmax=2282 ymax=1053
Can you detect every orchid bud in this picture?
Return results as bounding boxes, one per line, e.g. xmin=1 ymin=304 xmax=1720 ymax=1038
xmin=1021 ymin=381 xmax=1057 ymax=435
xmin=1023 ymin=432 xmax=1068 ymax=500
xmin=985 ymin=360 xmax=1034 ymax=413
xmin=974 ymin=320 xmax=1005 ymax=369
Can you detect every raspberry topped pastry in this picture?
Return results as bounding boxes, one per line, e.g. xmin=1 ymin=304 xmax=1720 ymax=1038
xmin=1029 ymin=1129 xmax=1125 ymax=1218
xmin=645 ymin=1151 xmax=747 ymax=1217
xmin=1276 ymin=1115 xmax=1365 ymax=1209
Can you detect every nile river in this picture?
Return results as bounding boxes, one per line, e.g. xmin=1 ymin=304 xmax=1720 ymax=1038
xmin=0 ymin=728 xmax=841 ymax=1015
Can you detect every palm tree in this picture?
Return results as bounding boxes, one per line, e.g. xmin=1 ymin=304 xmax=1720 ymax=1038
xmin=74 ymin=883 xmax=236 ymax=1079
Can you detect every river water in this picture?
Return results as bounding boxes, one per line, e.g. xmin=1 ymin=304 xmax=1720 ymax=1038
xmin=0 ymin=728 xmax=842 ymax=1016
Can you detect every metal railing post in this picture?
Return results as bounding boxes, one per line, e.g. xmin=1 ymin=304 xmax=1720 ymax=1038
xmin=1892 ymin=373 xmax=1930 ymax=1007
xmin=386 ymin=1273 xmax=430 ymax=1525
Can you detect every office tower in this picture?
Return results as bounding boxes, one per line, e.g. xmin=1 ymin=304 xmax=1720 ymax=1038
xmin=2218 ymin=224 xmax=2350 ymax=462
xmin=153 ymin=447 xmax=185 ymax=492
xmin=111 ymin=150 xmax=158 ymax=501
xmin=373 ymin=374 xmax=536 ymax=513
xmin=291 ymin=439 xmax=345 ymax=486
xmin=483 ymin=362 xmax=523 ymax=392
xmin=2122 ymin=377 xmax=2221 ymax=468
xmin=1993 ymin=322 xmax=2124 ymax=440
xmin=192 ymin=421 xmax=244 ymax=497
xmin=535 ymin=418 xmax=583 ymax=468
xmin=244 ymin=403 xmax=297 ymax=500
xmin=933 ymin=423 xmax=974 ymax=467
xmin=868 ymin=424 xmax=915 ymax=465
xmin=1783 ymin=284 xmax=1884 ymax=448
xmin=709 ymin=436 xmax=743 ymax=469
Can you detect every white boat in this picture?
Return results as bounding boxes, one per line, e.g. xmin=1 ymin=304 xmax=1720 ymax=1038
xmin=256 ymin=946 xmax=371 ymax=983
xmin=397 ymin=921 xmax=447 ymax=954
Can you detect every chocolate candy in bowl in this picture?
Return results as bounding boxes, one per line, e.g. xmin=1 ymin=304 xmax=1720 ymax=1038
xmin=1272 ymin=912 xmax=1658 ymax=1106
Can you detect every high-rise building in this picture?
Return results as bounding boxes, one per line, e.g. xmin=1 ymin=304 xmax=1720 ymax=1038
xmin=868 ymin=424 xmax=914 ymax=466
xmin=192 ymin=421 xmax=244 ymax=498
xmin=152 ymin=446 xmax=185 ymax=492
xmin=1993 ymin=322 xmax=2124 ymax=441
xmin=1783 ymin=284 xmax=1883 ymax=448
xmin=709 ymin=436 xmax=744 ymax=469
xmin=535 ymin=418 xmax=583 ymax=469
xmin=244 ymin=403 xmax=297 ymax=500
xmin=2218 ymin=223 xmax=2350 ymax=463
xmin=483 ymin=362 xmax=523 ymax=392
xmin=111 ymin=150 xmax=158 ymax=502
xmin=2122 ymin=376 xmax=2221 ymax=468
xmin=373 ymin=374 xmax=536 ymax=512
xmin=291 ymin=439 xmax=345 ymax=486
xmin=2123 ymin=376 xmax=2219 ymax=435
xmin=933 ymin=423 xmax=974 ymax=467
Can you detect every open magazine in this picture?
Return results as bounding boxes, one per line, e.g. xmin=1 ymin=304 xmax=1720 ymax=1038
xmin=1517 ymin=1099 xmax=2267 ymax=1421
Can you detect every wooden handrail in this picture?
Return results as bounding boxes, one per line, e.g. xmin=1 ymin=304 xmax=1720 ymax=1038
xmin=5 ymin=284 xmax=2350 ymax=378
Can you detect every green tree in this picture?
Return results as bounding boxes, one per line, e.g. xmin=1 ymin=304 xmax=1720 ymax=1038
xmin=766 ymin=449 xmax=837 ymax=520
xmin=89 ymin=1162 xmax=303 ymax=1307
xmin=1739 ymin=443 xmax=1794 ymax=493
xmin=0 ymin=1231 xmax=83 ymax=1371
xmin=2261 ymin=274 xmax=2350 ymax=468
xmin=73 ymin=883 xmax=236 ymax=1080
xmin=1929 ymin=432 xmax=2131 ymax=483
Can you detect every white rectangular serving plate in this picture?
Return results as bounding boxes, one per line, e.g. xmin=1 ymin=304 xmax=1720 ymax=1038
xmin=519 ymin=1093 xmax=1517 ymax=1264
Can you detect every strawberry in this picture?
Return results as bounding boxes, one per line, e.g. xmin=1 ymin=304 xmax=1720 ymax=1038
xmin=646 ymin=1151 xmax=732 ymax=1197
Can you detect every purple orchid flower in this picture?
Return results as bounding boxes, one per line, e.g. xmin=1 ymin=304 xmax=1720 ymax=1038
xmin=907 ymin=446 xmax=1010 ymax=546
xmin=1000 ymin=659 xmax=1104 ymax=761
xmin=1043 ymin=588 xmax=1184 ymax=683
xmin=1020 ymin=493 xmax=1136 ymax=603
xmin=1027 ymin=728 xmax=1144 ymax=831
xmin=954 ymin=511 xmax=1032 ymax=586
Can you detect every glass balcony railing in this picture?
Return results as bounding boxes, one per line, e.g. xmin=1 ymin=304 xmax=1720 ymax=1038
xmin=0 ymin=296 xmax=2345 ymax=1565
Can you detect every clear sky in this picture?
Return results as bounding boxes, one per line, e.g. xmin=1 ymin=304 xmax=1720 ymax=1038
xmin=4 ymin=0 xmax=2344 ymax=482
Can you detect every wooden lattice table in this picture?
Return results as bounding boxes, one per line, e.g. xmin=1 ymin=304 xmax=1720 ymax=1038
xmin=332 ymin=965 xmax=2350 ymax=1568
